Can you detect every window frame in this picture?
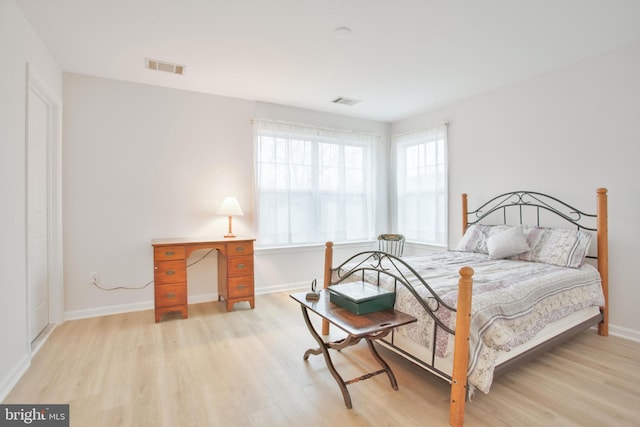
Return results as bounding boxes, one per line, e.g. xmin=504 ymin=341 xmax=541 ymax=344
xmin=253 ymin=120 xmax=377 ymax=248
xmin=392 ymin=124 xmax=448 ymax=247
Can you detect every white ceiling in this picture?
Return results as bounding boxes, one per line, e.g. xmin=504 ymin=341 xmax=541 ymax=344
xmin=16 ymin=0 xmax=640 ymax=122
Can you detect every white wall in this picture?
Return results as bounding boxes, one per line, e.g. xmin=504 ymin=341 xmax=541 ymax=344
xmin=62 ymin=73 xmax=389 ymax=318
xmin=63 ymin=73 xmax=255 ymax=316
xmin=392 ymin=41 xmax=640 ymax=340
xmin=0 ymin=0 xmax=61 ymax=399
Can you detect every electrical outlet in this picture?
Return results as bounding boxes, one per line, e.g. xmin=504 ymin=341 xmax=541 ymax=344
xmin=89 ymin=272 xmax=98 ymax=285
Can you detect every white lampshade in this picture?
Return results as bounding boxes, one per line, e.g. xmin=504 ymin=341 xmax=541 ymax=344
xmin=217 ymin=196 xmax=244 ymax=216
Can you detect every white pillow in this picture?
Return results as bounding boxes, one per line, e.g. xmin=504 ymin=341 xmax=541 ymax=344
xmin=513 ymin=226 xmax=592 ymax=268
xmin=486 ymin=226 xmax=530 ymax=259
xmin=455 ymin=224 xmax=511 ymax=254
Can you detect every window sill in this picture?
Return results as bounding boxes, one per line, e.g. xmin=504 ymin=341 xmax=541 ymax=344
xmin=404 ymin=241 xmax=448 ymax=251
xmin=255 ymin=240 xmax=375 ymax=256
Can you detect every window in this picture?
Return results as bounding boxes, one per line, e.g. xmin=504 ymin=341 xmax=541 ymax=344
xmin=254 ymin=119 xmax=376 ymax=247
xmin=393 ymin=124 xmax=448 ymax=246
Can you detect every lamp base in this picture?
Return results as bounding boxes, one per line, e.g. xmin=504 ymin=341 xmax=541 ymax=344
xmin=224 ymin=215 xmax=236 ymax=238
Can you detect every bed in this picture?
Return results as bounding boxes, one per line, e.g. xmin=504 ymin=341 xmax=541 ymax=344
xmin=322 ymin=189 xmax=608 ymax=427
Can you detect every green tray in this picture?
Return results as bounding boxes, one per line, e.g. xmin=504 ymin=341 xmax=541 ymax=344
xmin=328 ymin=281 xmax=395 ymax=315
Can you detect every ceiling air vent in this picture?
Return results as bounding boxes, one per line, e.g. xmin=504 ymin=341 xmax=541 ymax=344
xmin=145 ymin=58 xmax=185 ymax=75
xmin=331 ymin=96 xmax=361 ymax=106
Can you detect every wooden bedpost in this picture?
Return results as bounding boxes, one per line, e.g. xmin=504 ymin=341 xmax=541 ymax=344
xmin=596 ymin=188 xmax=609 ymax=336
xmin=450 ymin=266 xmax=474 ymax=427
xmin=322 ymin=242 xmax=334 ymax=335
xmin=461 ymin=193 xmax=468 ymax=235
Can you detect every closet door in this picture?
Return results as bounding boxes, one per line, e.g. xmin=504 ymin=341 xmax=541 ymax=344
xmin=27 ymin=83 xmax=50 ymax=341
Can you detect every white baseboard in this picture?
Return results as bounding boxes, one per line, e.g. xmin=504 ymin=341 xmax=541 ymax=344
xmin=609 ymin=323 xmax=640 ymax=343
xmin=64 ymin=283 xmax=314 ymax=321
xmin=64 ymin=293 xmax=220 ymax=321
xmin=255 ymin=281 xmax=309 ymax=295
xmin=0 ymin=354 xmax=30 ymax=402
xmin=65 ymin=301 xmax=154 ymax=321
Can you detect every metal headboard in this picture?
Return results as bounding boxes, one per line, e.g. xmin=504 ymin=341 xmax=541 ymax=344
xmin=464 ymin=190 xmax=597 ymax=230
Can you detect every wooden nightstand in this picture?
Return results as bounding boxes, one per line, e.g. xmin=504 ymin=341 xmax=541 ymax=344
xmin=152 ymin=237 xmax=255 ymax=322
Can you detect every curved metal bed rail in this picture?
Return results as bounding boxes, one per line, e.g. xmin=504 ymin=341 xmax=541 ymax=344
xmin=466 ymin=190 xmax=597 ymax=231
xmin=330 ymin=250 xmax=457 ymax=335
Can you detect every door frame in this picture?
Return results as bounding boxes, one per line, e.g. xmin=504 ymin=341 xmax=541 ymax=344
xmin=25 ymin=63 xmax=63 ymax=353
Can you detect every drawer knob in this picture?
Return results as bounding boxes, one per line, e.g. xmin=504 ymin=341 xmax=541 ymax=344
xmin=237 ymin=284 xmax=246 ymax=289
xmin=165 ymin=250 xmax=175 ymax=256
xmin=166 ymin=269 xmax=176 ymax=276
xmin=236 ymin=263 xmax=246 ymax=269
xmin=235 ymin=246 xmax=245 ymax=252
xmin=166 ymin=292 xmax=176 ymax=299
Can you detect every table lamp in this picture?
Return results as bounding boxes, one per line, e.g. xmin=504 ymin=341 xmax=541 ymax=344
xmin=217 ymin=196 xmax=243 ymax=238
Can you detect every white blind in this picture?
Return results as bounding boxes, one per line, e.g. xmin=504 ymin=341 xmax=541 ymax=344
xmin=393 ymin=124 xmax=448 ymax=245
xmin=253 ymin=119 xmax=376 ymax=247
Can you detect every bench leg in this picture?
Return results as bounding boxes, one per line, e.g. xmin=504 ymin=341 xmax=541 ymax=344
xmin=365 ymin=338 xmax=398 ymax=390
xmin=300 ymin=306 xmax=353 ymax=409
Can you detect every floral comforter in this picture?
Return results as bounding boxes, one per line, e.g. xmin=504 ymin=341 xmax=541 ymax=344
xmin=336 ymin=250 xmax=604 ymax=393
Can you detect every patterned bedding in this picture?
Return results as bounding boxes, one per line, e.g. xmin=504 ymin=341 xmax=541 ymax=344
xmin=336 ymin=250 xmax=605 ymax=393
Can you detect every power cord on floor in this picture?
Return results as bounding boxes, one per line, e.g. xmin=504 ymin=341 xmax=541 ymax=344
xmin=91 ymin=249 xmax=215 ymax=291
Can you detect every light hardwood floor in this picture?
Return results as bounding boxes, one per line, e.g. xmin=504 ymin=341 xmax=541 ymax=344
xmin=5 ymin=291 xmax=640 ymax=426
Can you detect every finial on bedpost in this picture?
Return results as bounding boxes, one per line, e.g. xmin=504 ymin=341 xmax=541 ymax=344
xmin=450 ymin=266 xmax=474 ymax=427
xmin=322 ymin=242 xmax=334 ymax=335
xmin=458 ymin=266 xmax=473 ymax=280
xmin=461 ymin=193 xmax=468 ymax=236
xmin=596 ymin=188 xmax=608 ymax=336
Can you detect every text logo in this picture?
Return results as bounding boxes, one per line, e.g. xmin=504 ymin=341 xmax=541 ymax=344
xmin=0 ymin=405 xmax=69 ymax=426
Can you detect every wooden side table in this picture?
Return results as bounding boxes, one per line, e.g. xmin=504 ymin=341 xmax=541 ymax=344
xmin=152 ymin=237 xmax=255 ymax=322
xmin=290 ymin=290 xmax=416 ymax=408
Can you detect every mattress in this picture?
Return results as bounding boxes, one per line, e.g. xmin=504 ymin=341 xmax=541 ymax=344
xmin=335 ymin=250 xmax=605 ymax=393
